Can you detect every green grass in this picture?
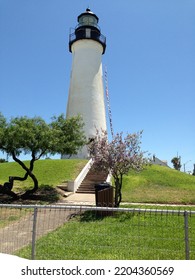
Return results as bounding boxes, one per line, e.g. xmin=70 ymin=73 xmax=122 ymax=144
xmin=16 ymin=210 xmax=195 ymax=260
xmin=0 ymin=159 xmax=87 ymax=191
xmin=1 ymin=160 xmax=195 ymax=204
xmin=0 ymin=159 xmax=87 ymax=204
xmin=122 ymin=165 xmax=195 ymax=204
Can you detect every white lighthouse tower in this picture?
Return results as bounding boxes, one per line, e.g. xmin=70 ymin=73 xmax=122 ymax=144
xmin=65 ymin=8 xmax=107 ymax=158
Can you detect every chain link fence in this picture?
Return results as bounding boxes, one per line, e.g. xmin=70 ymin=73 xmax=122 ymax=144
xmin=0 ymin=204 xmax=195 ymax=260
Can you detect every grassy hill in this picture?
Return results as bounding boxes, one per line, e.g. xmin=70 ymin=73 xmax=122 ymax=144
xmin=0 ymin=159 xmax=87 ymax=193
xmin=123 ymin=165 xmax=195 ymax=204
xmin=1 ymin=160 xmax=195 ymax=204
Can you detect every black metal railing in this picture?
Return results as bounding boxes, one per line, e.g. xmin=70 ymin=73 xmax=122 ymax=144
xmin=69 ymin=28 xmax=106 ymax=54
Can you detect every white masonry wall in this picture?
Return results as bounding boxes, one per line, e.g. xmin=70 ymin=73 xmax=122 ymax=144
xmin=65 ymin=39 xmax=107 ymax=158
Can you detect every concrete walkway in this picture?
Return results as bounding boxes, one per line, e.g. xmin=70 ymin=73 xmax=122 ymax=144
xmin=59 ymin=192 xmax=96 ymax=205
xmin=0 ymin=207 xmax=76 ymax=255
xmin=59 ymin=192 xmax=195 ymax=208
xmin=0 ymin=193 xmax=96 ymax=255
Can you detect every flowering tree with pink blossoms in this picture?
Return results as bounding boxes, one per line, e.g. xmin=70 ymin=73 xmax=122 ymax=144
xmin=88 ymin=130 xmax=146 ymax=207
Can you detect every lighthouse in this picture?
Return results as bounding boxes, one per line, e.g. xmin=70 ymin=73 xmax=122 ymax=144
xmin=65 ymin=8 xmax=107 ymax=158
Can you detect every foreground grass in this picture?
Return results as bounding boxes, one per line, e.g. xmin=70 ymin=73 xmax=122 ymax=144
xmin=16 ymin=210 xmax=195 ymax=260
xmin=122 ymin=165 xmax=195 ymax=204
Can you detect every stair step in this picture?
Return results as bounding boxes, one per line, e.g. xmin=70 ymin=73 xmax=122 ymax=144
xmin=76 ymin=190 xmax=95 ymax=194
xmin=76 ymin=168 xmax=109 ymax=194
xmin=77 ymin=186 xmax=95 ymax=189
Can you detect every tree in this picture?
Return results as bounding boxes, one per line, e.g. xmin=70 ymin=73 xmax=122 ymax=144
xmin=0 ymin=113 xmax=86 ymax=199
xmin=192 ymin=164 xmax=195 ymax=176
xmin=88 ymin=130 xmax=146 ymax=207
xmin=50 ymin=114 xmax=86 ymax=156
xmin=171 ymin=156 xmax=181 ymax=171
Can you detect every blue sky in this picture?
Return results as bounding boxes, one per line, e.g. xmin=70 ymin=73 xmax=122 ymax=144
xmin=0 ymin=0 xmax=194 ymax=172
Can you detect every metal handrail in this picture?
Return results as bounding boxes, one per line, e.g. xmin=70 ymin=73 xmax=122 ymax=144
xmin=69 ymin=29 xmax=106 ymax=45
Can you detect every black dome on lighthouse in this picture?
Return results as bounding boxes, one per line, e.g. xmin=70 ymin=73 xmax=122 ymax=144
xmin=77 ymin=8 xmax=99 ymax=23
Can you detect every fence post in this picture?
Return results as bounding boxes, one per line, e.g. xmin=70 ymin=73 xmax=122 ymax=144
xmin=31 ymin=207 xmax=38 ymax=260
xmin=184 ymin=211 xmax=190 ymax=260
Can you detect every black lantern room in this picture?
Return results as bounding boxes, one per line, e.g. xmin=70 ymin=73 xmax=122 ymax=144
xmin=69 ymin=8 xmax=106 ymax=54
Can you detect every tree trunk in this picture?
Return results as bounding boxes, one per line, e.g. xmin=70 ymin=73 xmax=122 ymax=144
xmin=1 ymin=152 xmax=39 ymax=199
xmin=21 ymin=173 xmax=38 ymax=198
xmin=114 ymin=175 xmax=123 ymax=207
xmin=0 ymin=184 xmax=18 ymax=199
xmin=11 ymin=152 xmax=39 ymax=198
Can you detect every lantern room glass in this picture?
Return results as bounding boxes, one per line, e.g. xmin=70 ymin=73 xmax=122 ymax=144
xmin=79 ymin=15 xmax=98 ymax=27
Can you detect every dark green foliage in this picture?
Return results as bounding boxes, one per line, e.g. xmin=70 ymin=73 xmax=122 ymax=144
xmin=50 ymin=114 xmax=86 ymax=156
xmin=171 ymin=157 xmax=181 ymax=171
xmin=0 ymin=113 xmax=86 ymax=198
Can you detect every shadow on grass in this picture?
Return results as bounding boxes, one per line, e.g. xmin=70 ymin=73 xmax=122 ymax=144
xmin=77 ymin=210 xmax=136 ymax=223
xmin=79 ymin=210 xmax=104 ymax=222
xmin=0 ymin=185 xmax=60 ymax=205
